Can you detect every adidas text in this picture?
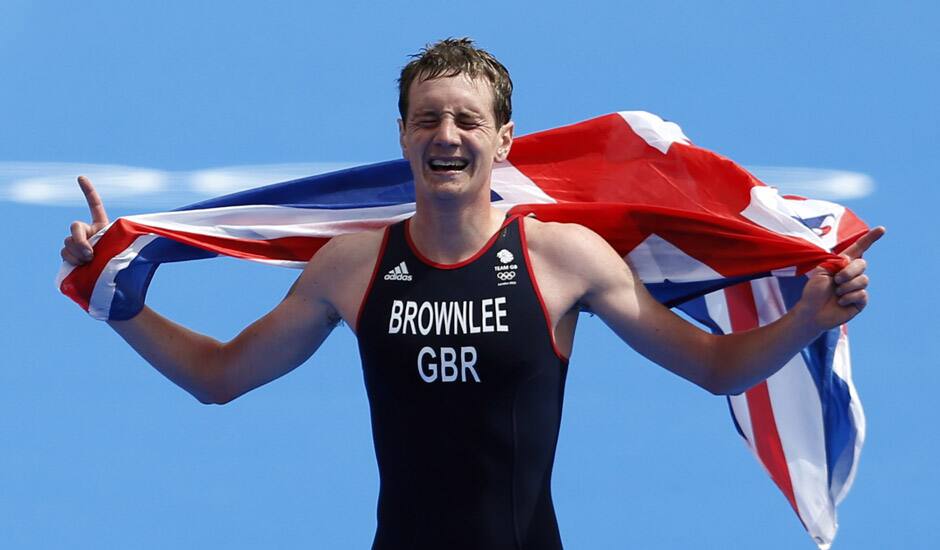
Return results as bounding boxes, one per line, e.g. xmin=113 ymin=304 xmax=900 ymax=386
xmin=384 ymin=261 xmax=413 ymax=282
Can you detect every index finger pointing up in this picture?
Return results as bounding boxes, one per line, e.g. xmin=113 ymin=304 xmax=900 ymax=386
xmin=77 ymin=175 xmax=109 ymax=226
xmin=842 ymin=226 xmax=886 ymax=260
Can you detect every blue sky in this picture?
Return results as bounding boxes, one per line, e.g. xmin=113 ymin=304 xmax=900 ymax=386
xmin=2 ymin=1 xmax=938 ymax=548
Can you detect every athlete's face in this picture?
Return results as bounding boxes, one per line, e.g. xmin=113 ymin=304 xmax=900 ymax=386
xmin=399 ymin=74 xmax=513 ymax=201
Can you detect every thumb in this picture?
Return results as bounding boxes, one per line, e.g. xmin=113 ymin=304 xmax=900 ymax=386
xmin=807 ymin=265 xmax=834 ymax=282
xmin=814 ymin=256 xmax=846 ymax=276
xmin=800 ymin=265 xmax=836 ymax=315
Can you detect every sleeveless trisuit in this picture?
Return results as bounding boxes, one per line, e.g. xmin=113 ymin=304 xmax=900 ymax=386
xmin=356 ymin=215 xmax=569 ymax=550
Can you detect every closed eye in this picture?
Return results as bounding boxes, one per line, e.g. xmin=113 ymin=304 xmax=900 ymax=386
xmin=457 ymin=115 xmax=484 ymax=129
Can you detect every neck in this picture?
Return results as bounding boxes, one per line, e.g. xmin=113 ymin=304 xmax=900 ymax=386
xmin=409 ymin=193 xmax=506 ymax=264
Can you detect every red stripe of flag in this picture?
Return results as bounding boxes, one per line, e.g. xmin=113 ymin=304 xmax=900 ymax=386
xmin=59 ymin=219 xmax=341 ymax=312
xmin=725 ymin=282 xmax=801 ymax=516
xmin=59 ymin=219 xmax=149 ymax=311
xmin=124 ymin=220 xmax=330 ymax=262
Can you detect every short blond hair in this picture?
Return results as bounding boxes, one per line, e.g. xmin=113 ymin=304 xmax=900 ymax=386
xmin=398 ymin=37 xmax=513 ymax=127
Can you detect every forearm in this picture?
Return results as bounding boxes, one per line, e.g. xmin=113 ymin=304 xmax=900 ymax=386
xmin=63 ymin=176 xmax=342 ymax=404
xmin=108 ymin=307 xmax=227 ymax=404
xmin=703 ymin=306 xmax=821 ymax=395
xmin=107 ymin=294 xmax=335 ymax=404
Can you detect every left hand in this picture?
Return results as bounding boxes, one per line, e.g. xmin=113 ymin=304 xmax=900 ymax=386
xmin=797 ymin=226 xmax=886 ymax=332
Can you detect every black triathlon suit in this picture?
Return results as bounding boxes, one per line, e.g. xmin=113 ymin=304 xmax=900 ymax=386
xmin=356 ymin=215 xmax=569 ymax=550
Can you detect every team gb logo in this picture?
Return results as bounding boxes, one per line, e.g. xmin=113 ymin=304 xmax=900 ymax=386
xmin=497 ymin=249 xmax=514 ymax=264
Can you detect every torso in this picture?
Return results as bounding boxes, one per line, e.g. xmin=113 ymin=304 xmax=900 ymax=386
xmin=353 ymin=215 xmax=570 ymax=550
xmin=325 ymin=216 xmax=581 ymax=354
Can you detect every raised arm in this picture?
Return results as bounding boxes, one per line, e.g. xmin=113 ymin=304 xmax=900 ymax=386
xmin=61 ymin=176 xmax=363 ymax=404
xmin=533 ymin=222 xmax=882 ymax=395
xmin=106 ymin=264 xmax=341 ymax=404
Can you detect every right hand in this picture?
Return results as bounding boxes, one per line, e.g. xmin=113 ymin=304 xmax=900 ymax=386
xmin=60 ymin=176 xmax=110 ymax=266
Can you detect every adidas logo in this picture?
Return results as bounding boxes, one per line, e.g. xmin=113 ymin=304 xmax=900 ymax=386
xmin=384 ymin=261 xmax=413 ymax=282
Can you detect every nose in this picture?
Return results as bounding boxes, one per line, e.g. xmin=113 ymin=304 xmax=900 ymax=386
xmin=432 ymin=116 xmax=460 ymax=147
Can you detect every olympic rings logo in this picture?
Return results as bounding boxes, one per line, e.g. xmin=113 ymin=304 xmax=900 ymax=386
xmin=496 ymin=271 xmax=516 ymax=281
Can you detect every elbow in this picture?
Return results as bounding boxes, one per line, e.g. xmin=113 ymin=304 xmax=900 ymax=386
xmin=700 ymin=376 xmax=732 ymax=396
xmin=195 ymin=394 xmax=218 ymax=405
xmin=193 ymin=387 xmax=235 ymax=405
xmin=192 ymin=347 xmax=237 ymax=405
xmin=695 ymin=341 xmax=753 ymax=396
xmin=688 ymin=356 xmax=729 ymax=395
xmin=193 ymin=366 xmax=241 ymax=404
xmin=195 ymin=393 xmax=231 ymax=405
xmin=703 ymin=379 xmax=747 ymax=397
xmin=695 ymin=359 xmax=743 ymax=396
xmin=699 ymin=367 xmax=753 ymax=397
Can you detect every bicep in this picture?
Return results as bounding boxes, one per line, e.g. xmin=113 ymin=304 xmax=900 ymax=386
xmin=584 ymin=251 xmax=716 ymax=389
xmin=218 ymin=274 xmax=340 ymax=401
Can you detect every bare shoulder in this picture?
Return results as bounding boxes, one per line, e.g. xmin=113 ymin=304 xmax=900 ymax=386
xmin=522 ymin=215 xmax=638 ymax=313
xmin=289 ymin=227 xmax=387 ymax=303
xmin=522 ymin=216 xmax=623 ymax=275
xmin=311 ymin=227 xmax=387 ymax=270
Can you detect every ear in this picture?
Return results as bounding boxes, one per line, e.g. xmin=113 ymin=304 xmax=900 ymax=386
xmin=495 ymin=120 xmax=514 ymax=163
xmin=398 ymin=118 xmax=407 ymax=158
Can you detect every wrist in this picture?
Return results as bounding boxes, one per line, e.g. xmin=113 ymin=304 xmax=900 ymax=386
xmin=785 ymin=302 xmax=825 ymax=343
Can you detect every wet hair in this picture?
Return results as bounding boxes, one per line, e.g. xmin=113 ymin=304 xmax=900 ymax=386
xmin=398 ymin=37 xmax=513 ymax=127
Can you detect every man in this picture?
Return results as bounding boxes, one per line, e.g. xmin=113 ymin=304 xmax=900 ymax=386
xmin=61 ymin=38 xmax=882 ymax=549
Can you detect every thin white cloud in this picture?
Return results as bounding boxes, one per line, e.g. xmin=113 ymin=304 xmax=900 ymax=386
xmin=0 ymin=162 xmax=169 ymax=206
xmin=0 ymin=162 xmax=355 ymax=208
xmin=189 ymin=163 xmax=356 ymax=196
xmin=746 ymin=165 xmax=875 ymax=200
xmin=0 ymin=162 xmax=874 ymax=207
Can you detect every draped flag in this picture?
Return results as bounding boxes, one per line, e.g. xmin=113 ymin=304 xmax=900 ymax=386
xmin=680 ymin=277 xmax=862 ymax=550
xmin=56 ymin=111 xmax=866 ymax=548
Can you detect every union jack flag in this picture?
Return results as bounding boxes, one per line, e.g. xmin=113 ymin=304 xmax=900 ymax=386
xmin=56 ymin=111 xmax=866 ymax=548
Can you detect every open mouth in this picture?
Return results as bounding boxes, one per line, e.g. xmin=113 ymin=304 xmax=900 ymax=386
xmin=428 ymin=158 xmax=469 ymax=172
